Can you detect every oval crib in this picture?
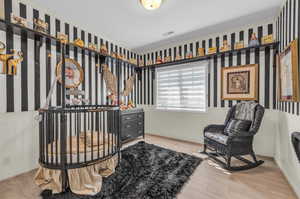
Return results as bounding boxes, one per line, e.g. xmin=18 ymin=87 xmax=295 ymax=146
xmin=38 ymin=105 xmax=121 ymax=191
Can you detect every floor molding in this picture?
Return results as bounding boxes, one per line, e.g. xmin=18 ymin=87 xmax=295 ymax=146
xmin=146 ymin=133 xmax=274 ymax=161
xmin=146 ymin=133 xmax=202 ymax=146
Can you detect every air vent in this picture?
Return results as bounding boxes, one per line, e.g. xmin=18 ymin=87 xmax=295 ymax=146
xmin=162 ymin=31 xmax=174 ymax=36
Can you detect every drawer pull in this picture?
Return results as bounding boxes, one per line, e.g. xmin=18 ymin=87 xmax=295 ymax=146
xmin=138 ymin=122 xmax=143 ymax=125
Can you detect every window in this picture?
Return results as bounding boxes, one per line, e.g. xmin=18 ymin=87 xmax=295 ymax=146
xmin=156 ymin=61 xmax=207 ymax=112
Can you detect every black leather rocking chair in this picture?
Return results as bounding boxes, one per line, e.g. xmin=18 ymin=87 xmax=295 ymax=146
xmin=202 ymin=102 xmax=265 ymax=171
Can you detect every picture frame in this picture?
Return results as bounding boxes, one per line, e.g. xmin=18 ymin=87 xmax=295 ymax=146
xmin=278 ymin=39 xmax=299 ymax=102
xmin=221 ymin=64 xmax=258 ymax=100
xmin=56 ymin=58 xmax=84 ymax=89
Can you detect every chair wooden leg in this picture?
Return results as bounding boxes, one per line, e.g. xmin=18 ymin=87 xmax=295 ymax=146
xmin=250 ymin=150 xmax=258 ymax=163
xmin=226 ymin=155 xmax=231 ymax=170
xmin=200 ymin=144 xmax=207 ymax=154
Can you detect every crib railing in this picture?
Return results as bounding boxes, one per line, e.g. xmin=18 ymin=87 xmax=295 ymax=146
xmin=38 ymin=105 xmax=121 ymax=170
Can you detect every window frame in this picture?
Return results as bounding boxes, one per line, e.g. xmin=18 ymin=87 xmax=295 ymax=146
xmin=154 ymin=61 xmax=208 ymax=113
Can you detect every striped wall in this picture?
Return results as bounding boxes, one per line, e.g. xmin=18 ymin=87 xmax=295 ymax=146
xmin=138 ymin=22 xmax=277 ymax=110
xmin=0 ymin=0 xmax=137 ymax=113
xmin=276 ymin=0 xmax=300 ymax=115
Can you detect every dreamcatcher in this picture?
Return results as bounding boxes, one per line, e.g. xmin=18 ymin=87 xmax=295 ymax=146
xmin=102 ymin=64 xmax=136 ymax=108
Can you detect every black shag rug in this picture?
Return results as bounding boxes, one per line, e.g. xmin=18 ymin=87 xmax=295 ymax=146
xmin=41 ymin=141 xmax=202 ymax=199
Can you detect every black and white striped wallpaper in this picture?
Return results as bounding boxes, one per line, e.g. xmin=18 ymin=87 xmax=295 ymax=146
xmin=138 ymin=0 xmax=300 ymax=116
xmin=276 ymin=0 xmax=300 ymax=115
xmin=138 ymin=22 xmax=277 ymax=110
xmin=1 ymin=0 xmax=299 ymax=116
xmin=0 ymin=0 xmax=137 ymax=113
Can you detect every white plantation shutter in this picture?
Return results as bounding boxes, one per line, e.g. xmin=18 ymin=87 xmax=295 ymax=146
xmin=156 ymin=61 xmax=207 ymax=112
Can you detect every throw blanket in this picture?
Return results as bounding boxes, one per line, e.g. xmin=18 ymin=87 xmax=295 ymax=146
xmin=235 ymin=101 xmax=258 ymax=121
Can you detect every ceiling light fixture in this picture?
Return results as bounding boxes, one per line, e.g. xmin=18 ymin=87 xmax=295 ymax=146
xmin=140 ymin=0 xmax=162 ymax=10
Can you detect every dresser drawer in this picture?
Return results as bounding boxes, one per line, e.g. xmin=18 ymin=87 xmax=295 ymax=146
xmin=121 ymin=125 xmax=139 ymax=140
xmin=121 ymin=114 xmax=137 ymax=123
xmin=137 ymin=120 xmax=144 ymax=127
xmin=122 ymin=121 xmax=136 ymax=131
xmin=137 ymin=113 xmax=144 ymax=121
xmin=121 ymin=129 xmax=135 ymax=141
xmin=137 ymin=127 xmax=144 ymax=136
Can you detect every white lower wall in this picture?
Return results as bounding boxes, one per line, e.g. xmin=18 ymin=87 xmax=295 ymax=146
xmin=143 ymin=105 xmax=300 ymax=198
xmin=142 ymin=106 xmax=277 ymax=157
xmin=0 ymin=111 xmax=39 ymax=181
xmin=275 ymin=112 xmax=300 ymax=198
xmin=0 ymin=107 xmax=299 ymax=199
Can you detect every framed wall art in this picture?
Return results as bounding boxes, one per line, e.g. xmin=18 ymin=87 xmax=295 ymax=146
xmin=278 ymin=39 xmax=299 ymax=102
xmin=56 ymin=58 xmax=84 ymax=88
xmin=221 ymin=64 xmax=258 ymax=100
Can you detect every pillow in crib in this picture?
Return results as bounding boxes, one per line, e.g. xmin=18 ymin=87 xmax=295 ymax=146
xmin=224 ymin=119 xmax=252 ymax=136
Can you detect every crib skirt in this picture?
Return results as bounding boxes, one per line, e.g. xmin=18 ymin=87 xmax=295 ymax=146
xmin=34 ymin=154 xmax=118 ymax=195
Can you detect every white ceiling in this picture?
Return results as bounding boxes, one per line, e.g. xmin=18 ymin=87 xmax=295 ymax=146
xmin=28 ymin=0 xmax=283 ymax=52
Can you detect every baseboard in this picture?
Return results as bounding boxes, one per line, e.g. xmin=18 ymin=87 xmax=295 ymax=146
xmin=0 ymin=168 xmax=38 ymax=183
xmin=146 ymin=133 xmax=203 ymax=146
xmin=275 ymin=158 xmax=300 ymax=198
xmin=146 ymin=133 xmax=273 ymax=161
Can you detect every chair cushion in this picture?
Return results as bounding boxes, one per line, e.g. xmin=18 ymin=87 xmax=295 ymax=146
xmin=205 ymin=132 xmax=228 ymax=145
xmin=224 ymin=119 xmax=252 ymax=136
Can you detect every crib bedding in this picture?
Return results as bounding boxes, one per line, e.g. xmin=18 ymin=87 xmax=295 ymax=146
xmin=47 ymin=131 xmax=116 ymax=155
xmin=35 ymin=154 xmax=118 ymax=195
xmin=45 ymin=131 xmax=117 ymax=164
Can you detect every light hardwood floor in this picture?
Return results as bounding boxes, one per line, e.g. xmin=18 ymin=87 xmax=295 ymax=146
xmin=0 ymin=134 xmax=297 ymax=199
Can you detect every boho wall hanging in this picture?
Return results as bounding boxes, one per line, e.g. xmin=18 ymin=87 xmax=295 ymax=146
xmin=278 ymin=39 xmax=299 ymax=102
xmin=56 ymin=58 xmax=84 ymax=88
xmin=221 ymin=64 xmax=258 ymax=100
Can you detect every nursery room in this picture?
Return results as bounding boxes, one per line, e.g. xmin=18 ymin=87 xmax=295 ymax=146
xmin=0 ymin=0 xmax=300 ymax=198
